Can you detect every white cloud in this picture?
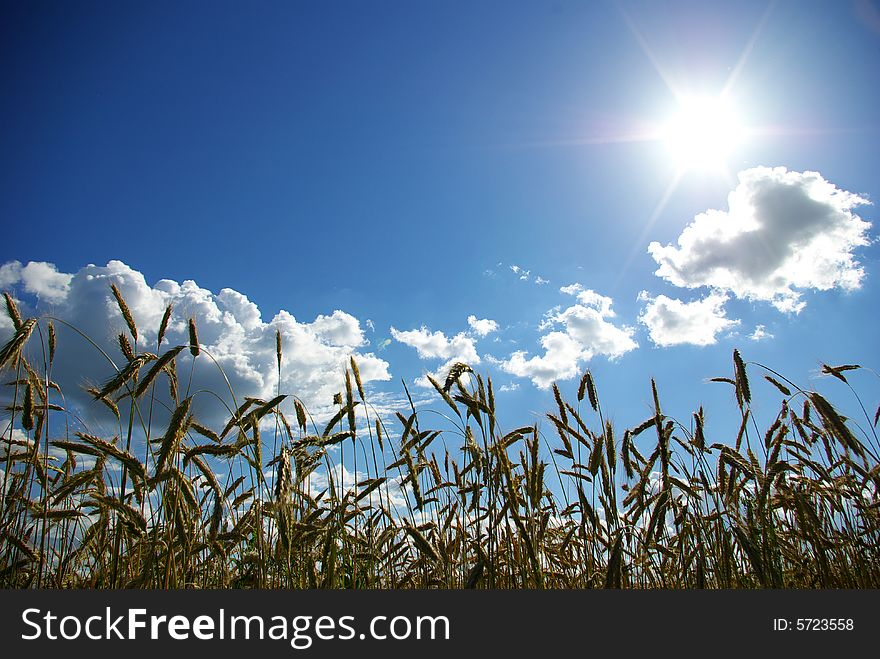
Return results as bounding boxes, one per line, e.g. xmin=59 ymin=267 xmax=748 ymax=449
xmin=638 ymin=292 xmax=739 ymax=347
xmin=748 ymin=324 xmax=773 ymax=341
xmin=307 ymin=465 xmax=410 ymax=509
xmin=501 ymin=331 xmax=587 ymax=389
xmin=0 ymin=261 xmax=22 ymax=288
xmin=555 ymin=304 xmax=635 ymax=357
xmin=2 ymin=261 xmax=73 ymax=304
xmin=0 ymin=314 xmax=11 ymax=332
xmin=561 ymin=284 xmax=616 ymax=317
xmin=390 ymin=326 xmax=479 ymax=363
xmin=390 ymin=324 xmax=480 ymax=387
xmin=309 ymin=309 xmax=365 ymax=347
xmin=467 ymin=315 xmax=499 ymax=337
xmin=499 ymin=286 xmax=637 ymax=388
xmin=507 ymin=264 xmax=550 ymax=284
xmin=537 ymin=305 xmax=562 ymax=331
xmin=648 ymin=167 xmax=872 ymax=313
xmin=509 ymin=264 xmax=532 ymax=281
xmin=0 ymin=259 xmax=391 ymax=422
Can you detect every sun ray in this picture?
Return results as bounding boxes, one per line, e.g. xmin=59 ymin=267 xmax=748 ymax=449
xmin=613 ymin=168 xmax=684 ymax=292
xmin=483 ymin=129 xmax=663 ymax=152
xmin=721 ymin=0 xmax=778 ymax=100
xmin=617 ymin=5 xmax=686 ymax=103
xmin=610 ymin=0 xmax=781 ymax=289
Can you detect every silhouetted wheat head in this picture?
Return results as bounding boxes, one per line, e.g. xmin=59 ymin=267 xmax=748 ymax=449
xmin=0 ymin=286 xmax=878 ymax=588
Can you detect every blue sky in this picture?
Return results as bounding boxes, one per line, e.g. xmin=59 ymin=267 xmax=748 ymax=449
xmin=2 ymin=0 xmax=880 ymax=441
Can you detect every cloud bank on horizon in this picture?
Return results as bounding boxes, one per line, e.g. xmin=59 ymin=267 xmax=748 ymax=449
xmin=0 ymin=260 xmax=391 ymax=422
xmin=0 ymin=167 xmax=874 ymax=396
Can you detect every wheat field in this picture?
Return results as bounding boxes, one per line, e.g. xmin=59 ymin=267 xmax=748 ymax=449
xmin=1 ymin=287 xmax=878 ymax=589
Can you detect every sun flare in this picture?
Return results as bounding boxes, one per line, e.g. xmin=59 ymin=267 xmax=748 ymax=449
xmin=662 ymin=95 xmax=744 ymax=171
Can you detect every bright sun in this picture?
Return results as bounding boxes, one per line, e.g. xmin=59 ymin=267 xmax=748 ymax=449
xmin=661 ymin=95 xmax=744 ymax=171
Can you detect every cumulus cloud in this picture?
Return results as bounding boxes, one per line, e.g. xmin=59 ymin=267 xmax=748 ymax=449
xmin=500 ymin=331 xmax=585 ymax=389
xmin=1 ymin=260 xmax=73 ymax=304
xmin=648 ymin=167 xmax=872 ymax=313
xmin=308 ymin=310 xmax=366 ymax=347
xmin=467 ymin=315 xmax=499 ymax=337
xmin=638 ymin=292 xmax=739 ymax=347
xmin=559 ymin=284 xmax=616 ymax=317
xmin=0 ymin=261 xmax=22 ymax=288
xmin=390 ymin=326 xmax=479 ymax=362
xmin=390 ymin=324 xmax=480 ymax=387
xmin=498 ymin=285 xmax=637 ymax=388
xmin=0 ymin=260 xmax=391 ymax=423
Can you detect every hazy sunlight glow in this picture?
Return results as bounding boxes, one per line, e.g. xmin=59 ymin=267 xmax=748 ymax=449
xmin=662 ymin=96 xmax=744 ymax=171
